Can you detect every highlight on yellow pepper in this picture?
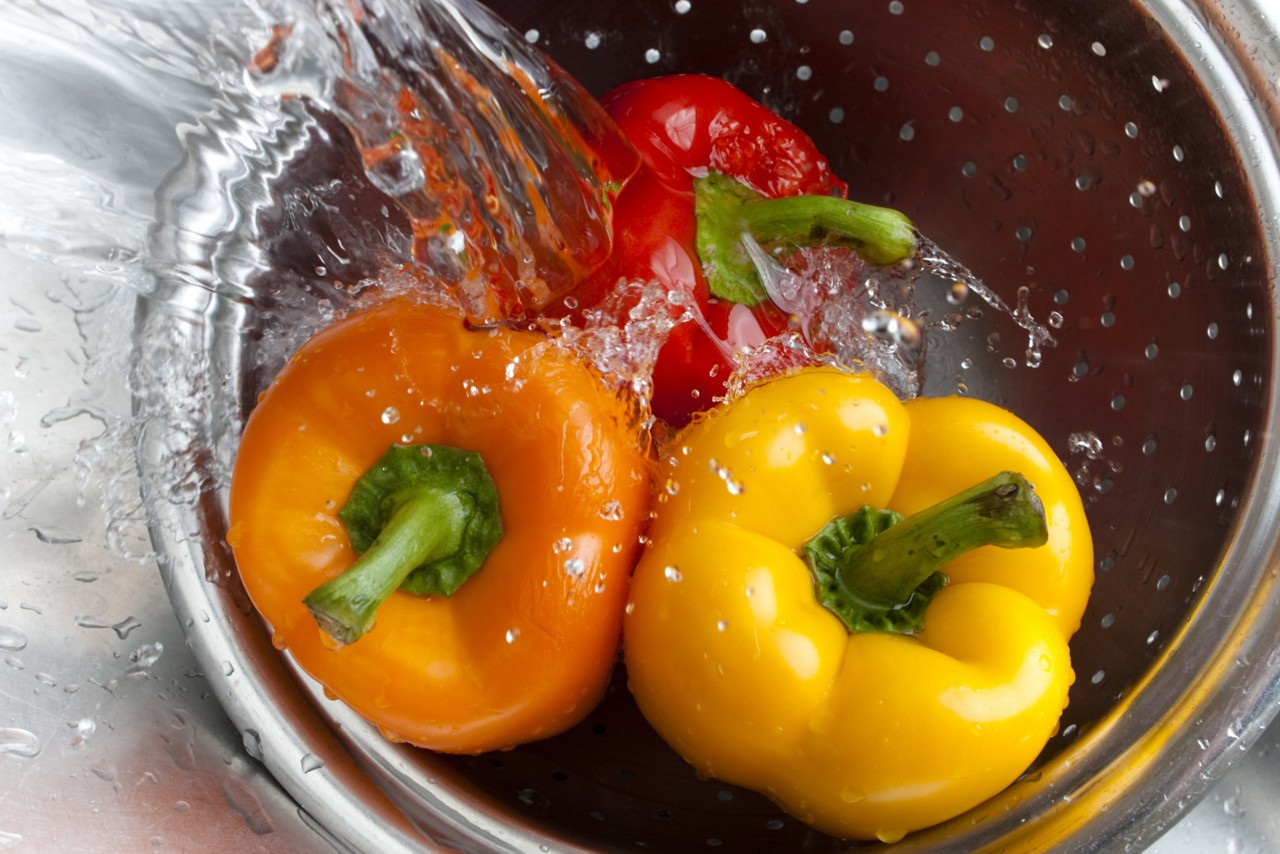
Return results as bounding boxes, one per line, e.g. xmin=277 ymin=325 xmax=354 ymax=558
xmin=227 ymin=296 xmax=651 ymax=754
xmin=623 ymin=366 xmax=1094 ymax=842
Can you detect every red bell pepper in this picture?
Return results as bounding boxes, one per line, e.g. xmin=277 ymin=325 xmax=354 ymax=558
xmin=560 ymin=74 xmax=916 ymax=427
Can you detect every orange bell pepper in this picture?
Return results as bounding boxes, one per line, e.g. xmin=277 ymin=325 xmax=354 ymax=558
xmin=226 ymin=296 xmax=650 ymax=754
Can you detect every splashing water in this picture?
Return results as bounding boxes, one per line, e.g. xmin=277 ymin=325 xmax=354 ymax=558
xmin=1 ymin=0 xmax=1053 ymax=589
xmin=2 ymin=0 xmax=633 ymax=573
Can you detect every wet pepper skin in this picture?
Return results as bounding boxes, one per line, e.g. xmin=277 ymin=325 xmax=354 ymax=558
xmin=623 ymin=368 xmax=1093 ymax=841
xmin=568 ymin=74 xmax=848 ymax=426
xmin=228 ymin=297 xmax=650 ymax=754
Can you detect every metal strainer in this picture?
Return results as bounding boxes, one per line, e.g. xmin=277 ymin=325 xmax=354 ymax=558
xmin=135 ymin=0 xmax=1280 ymax=851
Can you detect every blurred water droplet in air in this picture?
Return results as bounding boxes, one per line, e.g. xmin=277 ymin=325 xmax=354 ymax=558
xmin=68 ymin=717 xmax=95 ymax=749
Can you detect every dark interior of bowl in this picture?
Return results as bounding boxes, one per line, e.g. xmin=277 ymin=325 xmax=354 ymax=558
xmin=238 ymin=0 xmax=1272 ymax=849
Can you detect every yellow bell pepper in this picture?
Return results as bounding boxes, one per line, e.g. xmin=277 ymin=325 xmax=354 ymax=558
xmin=623 ymin=366 xmax=1093 ymax=842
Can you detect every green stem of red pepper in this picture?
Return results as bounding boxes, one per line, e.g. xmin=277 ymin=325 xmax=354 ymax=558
xmin=303 ymin=444 xmax=503 ymax=646
xmin=694 ymin=171 xmax=917 ymax=306
xmin=804 ymin=471 xmax=1047 ymax=634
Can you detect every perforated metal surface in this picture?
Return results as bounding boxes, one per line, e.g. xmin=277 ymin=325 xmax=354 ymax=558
xmin=488 ymin=0 xmax=1271 ymax=740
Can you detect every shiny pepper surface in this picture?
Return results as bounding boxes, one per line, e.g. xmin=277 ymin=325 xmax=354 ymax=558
xmin=561 ymin=75 xmax=913 ymax=427
xmin=228 ymin=297 xmax=650 ymax=754
xmin=623 ymin=367 xmax=1093 ymax=841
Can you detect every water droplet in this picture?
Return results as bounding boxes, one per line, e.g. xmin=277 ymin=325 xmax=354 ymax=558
xmin=222 ymin=771 xmax=275 ymax=835
xmin=505 ymin=627 xmax=521 ymax=643
xmin=380 ymin=406 xmax=400 ymax=425
xmin=598 ymin=499 xmax=625 ymax=521
xmin=73 ymin=615 xmax=142 ymax=639
xmin=1068 ymin=432 xmax=1104 ymax=459
xmin=29 ymin=524 xmax=82 ymax=545
xmin=663 ymin=566 xmax=683 ymax=582
xmin=0 ymin=727 xmax=41 ymax=758
xmin=840 ymin=786 xmax=867 ymax=804
xmin=242 ymin=728 xmax=263 ymax=761
xmin=69 ymin=717 xmax=95 ymax=749
xmin=126 ymin=642 xmax=164 ymax=674
xmin=563 ymin=557 xmax=586 ymax=578
xmin=301 ymin=753 xmax=324 ymax=774
xmin=90 ymin=760 xmax=118 ymax=783
xmin=862 ymin=309 xmax=920 ymax=346
xmin=715 ymin=620 xmax=728 ymax=633
xmin=552 ymin=537 xmax=573 ymax=554
xmin=0 ymin=626 xmax=28 ymax=652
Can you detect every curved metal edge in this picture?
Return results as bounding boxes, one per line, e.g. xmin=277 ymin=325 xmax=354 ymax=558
xmin=130 ymin=293 xmax=603 ymax=854
xmin=130 ymin=294 xmax=441 ymax=854
xmin=940 ymin=0 xmax=1280 ymax=850
xmin=1046 ymin=0 xmax=1280 ymax=844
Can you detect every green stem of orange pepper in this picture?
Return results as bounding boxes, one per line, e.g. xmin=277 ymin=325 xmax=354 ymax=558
xmin=304 ymin=444 xmax=502 ymax=646
xmin=805 ymin=472 xmax=1049 ymax=634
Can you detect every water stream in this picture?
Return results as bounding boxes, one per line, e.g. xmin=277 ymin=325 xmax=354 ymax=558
xmin=3 ymin=0 xmax=1053 ymax=527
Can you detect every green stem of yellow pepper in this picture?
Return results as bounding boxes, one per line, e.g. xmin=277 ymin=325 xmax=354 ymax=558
xmin=303 ymin=444 xmax=503 ymax=647
xmin=805 ymin=471 xmax=1048 ymax=634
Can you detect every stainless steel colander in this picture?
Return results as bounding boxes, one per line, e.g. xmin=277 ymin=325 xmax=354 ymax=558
xmin=135 ymin=0 xmax=1280 ymax=850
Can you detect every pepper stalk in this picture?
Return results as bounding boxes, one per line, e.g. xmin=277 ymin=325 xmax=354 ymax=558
xmin=304 ymin=444 xmax=503 ymax=646
xmin=694 ymin=170 xmax=917 ymax=305
xmin=804 ymin=471 xmax=1048 ymax=634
